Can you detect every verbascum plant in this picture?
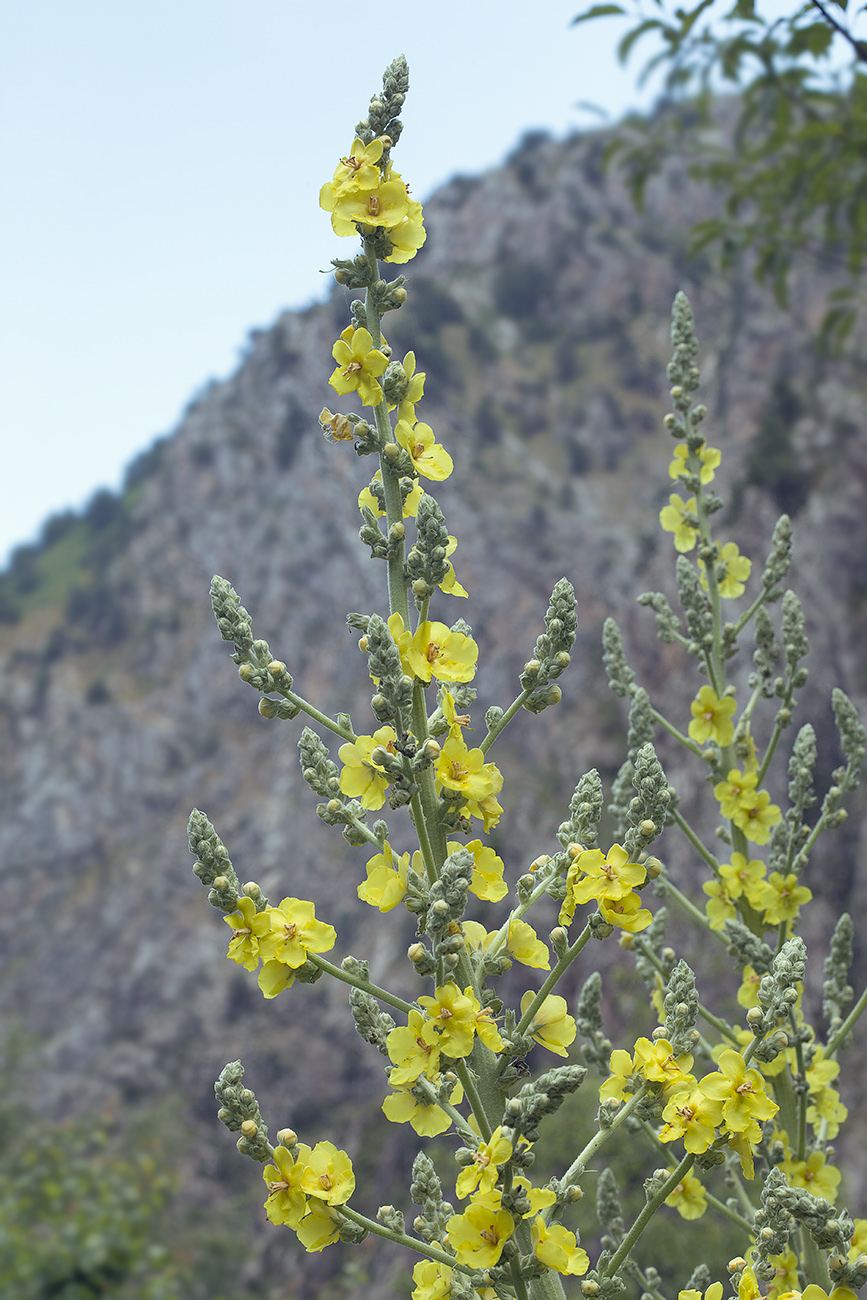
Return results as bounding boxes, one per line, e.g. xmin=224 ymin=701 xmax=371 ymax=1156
xmin=188 ymin=57 xmax=867 ymax=1300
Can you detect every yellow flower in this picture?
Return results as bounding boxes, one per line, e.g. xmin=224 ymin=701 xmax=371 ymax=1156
xmin=660 ymin=494 xmax=698 ymax=551
xmin=732 ymin=789 xmax=782 ymax=845
xmin=329 ymin=326 xmax=389 ymax=406
xmin=319 ymin=406 xmax=354 ymax=441
xmin=778 ymin=1289 xmax=858 ymax=1300
xmin=599 ymin=1048 xmax=637 ymax=1103
xmin=382 ymin=1078 xmax=463 ymax=1137
xmin=679 ymin=1285 xmax=723 ymax=1300
xmin=531 ymin=1216 xmax=590 ymax=1275
xmin=394 ymin=418 xmax=454 ymax=481
xmin=448 ymin=839 xmax=508 ymax=903
xmin=669 ymin=442 xmax=721 ymax=484
xmin=384 ymin=197 xmax=426 ymax=263
xmin=329 ymin=136 xmax=385 ymax=194
xmin=439 ymin=535 xmax=469 ymax=598
xmin=597 ymin=891 xmax=653 ymax=933
xmin=660 ymin=1087 xmax=722 ymax=1152
xmin=411 ymin=1260 xmax=455 ymax=1300
xmin=338 ymin=726 xmax=398 ymax=809
xmin=435 ymin=733 xmax=499 ymax=803
xmin=688 ymin=686 xmax=736 ymax=746
xmin=850 ymin=1219 xmax=867 ymax=1259
xmin=300 ymin=1140 xmax=355 ymax=1206
xmin=699 ymin=541 xmax=752 ymax=598
xmin=559 ymin=844 xmax=645 ymax=923
xmin=781 ymin=1148 xmax=841 ymax=1202
xmin=386 ymin=1010 xmax=443 ymax=1085
xmin=262 ymin=1145 xmax=307 ymax=1227
xmin=391 ymin=350 xmax=426 ymax=419
xmin=633 ymin=1037 xmax=695 ymax=1093
xmin=464 ymin=917 xmax=544 ymax=969
xmin=703 ymin=878 xmax=738 ymax=931
xmin=446 ymin=1194 xmax=514 ymax=1268
xmin=719 ymin=852 xmax=767 ymax=903
xmin=326 ymin=174 xmax=411 ymax=233
xmin=455 ymin=1126 xmax=514 ymax=1198
xmin=739 ymin=1267 xmax=762 ymax=1300
xmin=806 ymin=1086 xmax=847 ymax=1139
xmin=357 ymin=844 xmax=414 ymax=912
xmin=714 ymin=768 xmax=759 ymax=817
xmin=665 ymin=1170 xmax=707 ymax=1219
xmin=766 ymin=1250 xmax=800 ymax=1300
xmin=402 ymin=617 xmax=478 ymax=684
xmin=470 ymin=791 xmax=505 ymax=831
xmin=258 ymin=960 xmax=297 ymax=999
xmin=421 ymin=983 xmax=505 ymax=1056
xmin=737 ymin=965 xmax=763 ymax=1009
xmin=513 ymin=1175 xmax=557 ymax=1217
xmin=358 ymin=469 xmax=423 ymax=519
xmin=699 ymin=1050 xmax=779 ymax=1132
xmin=505 ymin=918 xmax=550 ymax=969
xmin=258 ymin=898 xmax=337 ymax=969
xmin=295 ymin=1199 xmax=342 ymax=1252
xmin=224 ymin=895 xmax=271 ymax=971
xmin=751 ymin=872 xmax=812 ymax=926
xmin=520 ymin=992 xmax=577 ymax=1057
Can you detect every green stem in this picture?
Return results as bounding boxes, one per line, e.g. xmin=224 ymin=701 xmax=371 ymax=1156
xmin=413 ymin=1075 xmax=476 ymax=1143
xmin=826 ymin=980 xmax=867 ymax=1059
xmin=514 ymin=924 xmax=592 ymax=1040
xmin=732 ymin=586 xmax=770 ymax=638
xmin=480 ymin=688 xmax=533 ymax=754
xmin=671 ymin=810 xmax=720 ymax=873
xmin=454 ymin=1060 xmax=493 ymax=1143
xmin=655 ymin=874 xmax=713 ymax=929
xmin=555 ymin=1085 xmax=650 ymax=1198
xmin=278 ymin=689 xmax=356 ymax=741
xmin=362 ymin=240 xmax=409 ymax=626
xmin=310 ymin=953 xmax=416 ymax=1017
xmin=337 ymin=1204 xmax=466 ymax=1273
xmin=650 ymin=707 xmax=707 ymax=758
xmin=639 ymin=1122 xmax=753 ymax=1231
xmin=604 ymin=1152 xmax=695 ymax=1278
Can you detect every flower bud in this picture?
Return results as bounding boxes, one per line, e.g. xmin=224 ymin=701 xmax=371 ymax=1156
xmin=240 ymin=1120 xmax=257 ymax=1137
xmin=268 ymin=661 xmax=286 ymax=677
xmin=239 ymin=663 xmax=256 ymax=681
xmin=639 ymin=819 xmax=656 ymax=836
xmin=383 ymin=442 xmax=401 ymax=459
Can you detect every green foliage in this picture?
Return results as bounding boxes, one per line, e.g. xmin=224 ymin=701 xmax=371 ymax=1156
xmin=573 ymin=0 xmax=867 ymax=343
xmin=0 ymin=1105 xmax=185 ymax=1299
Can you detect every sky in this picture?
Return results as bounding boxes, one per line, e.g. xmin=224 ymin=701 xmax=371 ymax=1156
xmin=1 ymin=1 xmax=860 ymax=567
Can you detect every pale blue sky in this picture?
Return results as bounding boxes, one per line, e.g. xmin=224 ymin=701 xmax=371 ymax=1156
xmin=1 ymin=1 xmax=859 ymax=565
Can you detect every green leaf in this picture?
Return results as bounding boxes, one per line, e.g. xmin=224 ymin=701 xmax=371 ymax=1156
xmin=572 ymin=3 xmax=626 ymax=23
xmin=618 ymin=18 xmax=664 ymax=61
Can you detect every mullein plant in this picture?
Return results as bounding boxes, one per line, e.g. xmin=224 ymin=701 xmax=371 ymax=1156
xmin=187 ymin=56 xmax=867 ymax=1300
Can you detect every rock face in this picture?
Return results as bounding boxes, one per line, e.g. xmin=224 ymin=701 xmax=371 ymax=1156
xmin=1 ymin=122 xmax=866 ymax=1294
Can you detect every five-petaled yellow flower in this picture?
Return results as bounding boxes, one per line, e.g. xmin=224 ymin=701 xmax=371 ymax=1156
xmin=329 ymin=326 xmax=389 ymax=407
xmin=338 ymin=726 xmax=398 ymax=810
xmin=659 ymin=494 xmax=698 ymax=551
xmin=446 ymin=1192 xmax=514 ymax=1268
xmin=699 ymin=541 xmax=752 ymax=598
xmin=688 ymin=685 xmax=736 ymax=747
